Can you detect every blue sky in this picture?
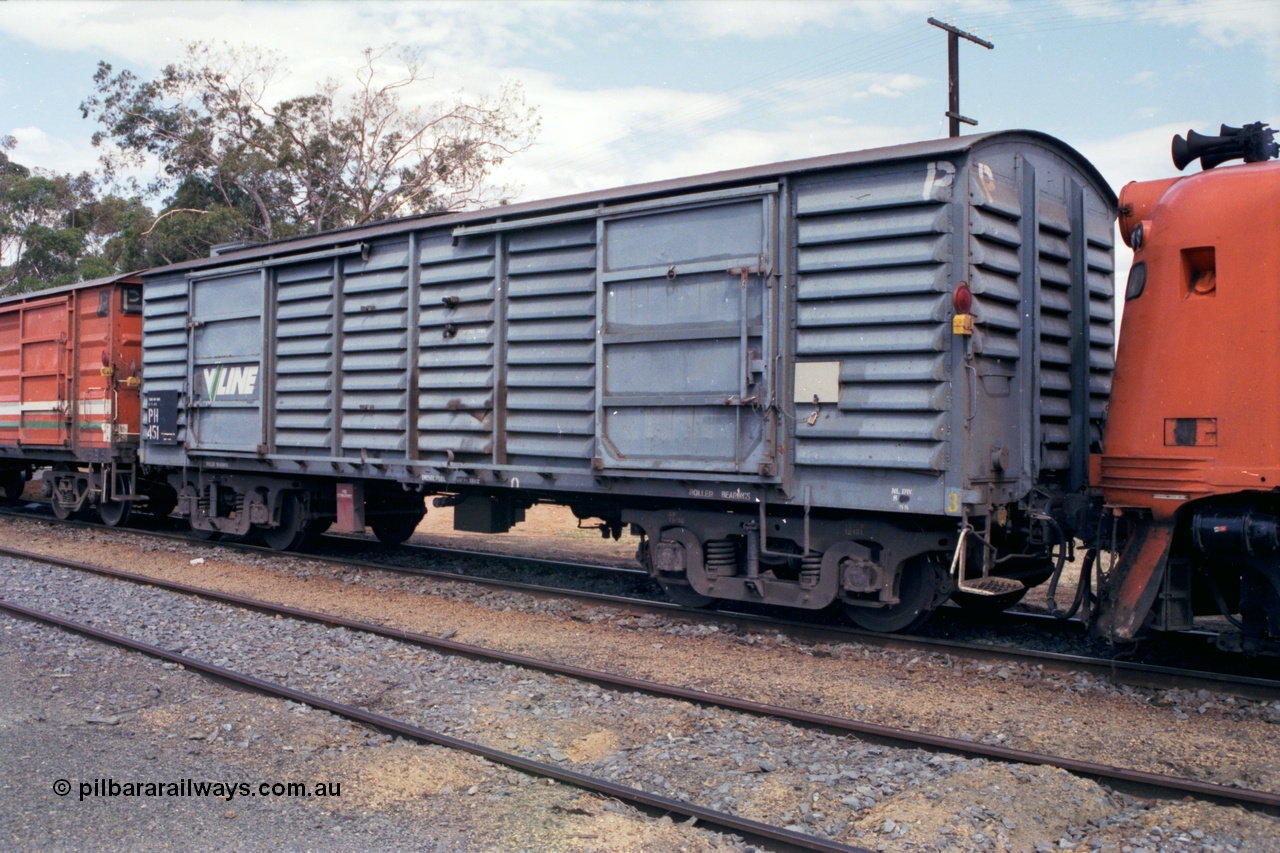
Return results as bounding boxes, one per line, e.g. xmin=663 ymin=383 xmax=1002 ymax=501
xmin=3 ymin=0 xmax=1277 ymax=198
xmin=1 ymin=0 xmax=1277 ymax=268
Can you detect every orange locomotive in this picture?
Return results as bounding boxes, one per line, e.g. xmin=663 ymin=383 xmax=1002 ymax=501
xmin=1096 ymin=122 xmax=1280 ymax=653
xmin=0 ymin=274 xmax=168 ymax=523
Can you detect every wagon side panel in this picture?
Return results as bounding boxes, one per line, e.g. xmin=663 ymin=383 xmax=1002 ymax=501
xmin=140 ymin=271 xmax=192 ymax=467
xmin=417 ymin=232 xmax=499 ymax=466
xmin=790 ymin=159 xmax=958 ymax=515
xmin=962 ymin=142 xmax=1114 ymax=504
xmin=335 ymin=240 xmax=414 ymax=459
xmin=0 ymin=297 xmax=24 ymax=451
xmin=596 ymin=192 xmax=778 ymax=476
xmin=272 ymin=258 xmax=342 ymax=457
xmin=504 ymin=221 xmax=599 ymax=471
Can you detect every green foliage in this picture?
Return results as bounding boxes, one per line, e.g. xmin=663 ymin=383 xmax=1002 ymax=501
xmin=13 ymin=223 xmax=86 ymax=288
xmin=0 ymin=142 xmax=153 ymax=295
xmin=142 ymin=202 xmax=250 ymax=268
xmin=81 ymin=194 xmax=154 ymax=273
xmin=3 ymin=41 xmax=539 ymax=292
xmin=81 ymin=42 xmax=540 ymax=254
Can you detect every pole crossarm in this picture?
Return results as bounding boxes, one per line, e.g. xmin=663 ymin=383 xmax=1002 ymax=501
xmin=927 ymin=16 xmax=995 ymax=49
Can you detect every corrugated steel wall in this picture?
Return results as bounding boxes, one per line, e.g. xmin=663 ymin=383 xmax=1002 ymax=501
xmin=504 ymin=222 xmax=598 ymax=468
xmin=792 ymin=161 xmax=954 ymax=481
xmin=417 ymin=232 xmax=496 ymax=462
xmin=273 ymin=259 xmax=340 ymax=453
xmin=963 ymin=147 xmax=1114 ymax=494
xmin=140 ymin=132 xmax=1115 ymax=522
xmin=140 ymin=272 xmax=190 ymax=467
xmin=338 ymin=242 xmax=413 ymax=454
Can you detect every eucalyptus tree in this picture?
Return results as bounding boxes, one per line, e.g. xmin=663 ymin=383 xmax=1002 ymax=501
xmin=82 ymin=42 xmax=540 ymax=262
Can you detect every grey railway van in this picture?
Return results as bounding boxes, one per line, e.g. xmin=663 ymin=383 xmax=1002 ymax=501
xmin=140 ymin=130 xmax=1116 ymax=630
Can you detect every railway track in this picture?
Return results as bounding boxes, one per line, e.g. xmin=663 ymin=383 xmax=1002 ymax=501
xmin=0 ymin=597 xmax=863 ymax=853
xmin=331 ymin=538 xmax=1280 ymax=702
xmin=2 ymin=544 xmax=1278 ymax=814
xmin=3 ymin=503 xmax=1279 ymax=703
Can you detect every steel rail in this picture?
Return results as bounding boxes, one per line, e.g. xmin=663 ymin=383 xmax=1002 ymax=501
xmin=2 ymin=545 xmax=1278 ymax=811
xmin=1 ymin=514 xmax=1278 ymax=703
xmin=232 ymin=547 xmax=1280 ymax=700
xmin=311 ymin=542 xmax=1280 ymax=701
xmin=0 ymin=598 xmax=870 ymax=853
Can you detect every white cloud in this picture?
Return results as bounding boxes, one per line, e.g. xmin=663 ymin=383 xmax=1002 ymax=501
xmin=659 ymin=0 xmax=871 ymax=39
xmin=488 ymin=78 xmax=745 ymax=200
xmin=758 ymin=72 xmax=928 ymax=118
xmin=633 ymin=120 xmax=927 ymax=185
xmin=6 ymin=126 xmax=100 ymax=175
xmin=491 ymin=63 xmax=931 ymax=202
xmin=1155 ymin=0 xmax=1280 ymax=53
xmin=541 ymin=0 xmax=933 ymax=43
xmin=0 ymin=2 xmax=553 ymax=99
xmin=3 ymin=0 xmax=1274 ymax=232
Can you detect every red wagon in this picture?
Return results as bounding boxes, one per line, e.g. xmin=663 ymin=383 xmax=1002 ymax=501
xmin=0 ymin=274 xmax=162 ymax=523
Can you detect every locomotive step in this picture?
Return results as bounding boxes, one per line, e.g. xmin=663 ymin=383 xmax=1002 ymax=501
xmin=957 ymin=576 xmax=1026 ymax=597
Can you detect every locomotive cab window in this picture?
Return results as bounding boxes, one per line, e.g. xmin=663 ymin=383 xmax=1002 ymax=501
xmin=121 ymin=285 xmax=143 ymax=314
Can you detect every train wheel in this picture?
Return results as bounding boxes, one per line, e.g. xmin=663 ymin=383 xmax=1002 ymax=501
xmin=1 ymin=470 xmax=24 ymax=503
xmin=97 ymin=474 xmax=133 ymax=528
xmin=658 ymin=580 xmax=719 ymax=609
xmin=262 ymin=492 xmax=307 ymax=551
xmin=370 ymin=510 xmax=424 ymax=546
xmin=842 ymin=556 xmax=945 ymax=633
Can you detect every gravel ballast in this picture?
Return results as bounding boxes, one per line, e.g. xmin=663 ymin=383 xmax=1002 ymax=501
xmin=2 ymin=516 xmax=1280 ymax=851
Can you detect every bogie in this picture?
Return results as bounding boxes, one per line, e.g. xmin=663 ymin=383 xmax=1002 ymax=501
xmin=626 ymin=506 xmax=955 ymax=620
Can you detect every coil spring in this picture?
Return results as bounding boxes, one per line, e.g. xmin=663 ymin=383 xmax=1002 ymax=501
xmin=800 ymin=553 xmax=822 ymax=589
xmin=704 ymin=539 xmax=737 ymax=577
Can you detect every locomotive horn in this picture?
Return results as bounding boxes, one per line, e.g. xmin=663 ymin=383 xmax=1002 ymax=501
xmin=1172 ymin=121 xmax=1279 ymax=171
xmin=1172 ymin=129 xmax=1226 ymax=171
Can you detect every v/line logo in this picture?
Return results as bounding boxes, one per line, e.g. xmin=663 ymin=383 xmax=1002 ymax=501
xmin=202 ymin=364 xmax=260 ymax=401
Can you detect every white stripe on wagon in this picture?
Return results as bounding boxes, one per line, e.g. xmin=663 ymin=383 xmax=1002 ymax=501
xmin=0 ymin=400 xmax=111 ymax=416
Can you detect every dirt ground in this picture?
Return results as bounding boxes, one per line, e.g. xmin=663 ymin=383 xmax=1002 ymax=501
xmin=413 ymin=502 xmax=642 ymax=567
xmin=3 ymin=497 xmax=1280 ymax=850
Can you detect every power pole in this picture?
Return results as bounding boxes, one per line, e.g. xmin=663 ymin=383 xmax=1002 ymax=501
xmin=927 ymin=17 xmax=994 ymax=137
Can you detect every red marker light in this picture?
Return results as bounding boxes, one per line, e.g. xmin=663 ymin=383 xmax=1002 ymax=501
xmin=101 ymin=350 xmax=110 ymax=367
xmin=953 ymin=282 xmax=974 ymax=314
